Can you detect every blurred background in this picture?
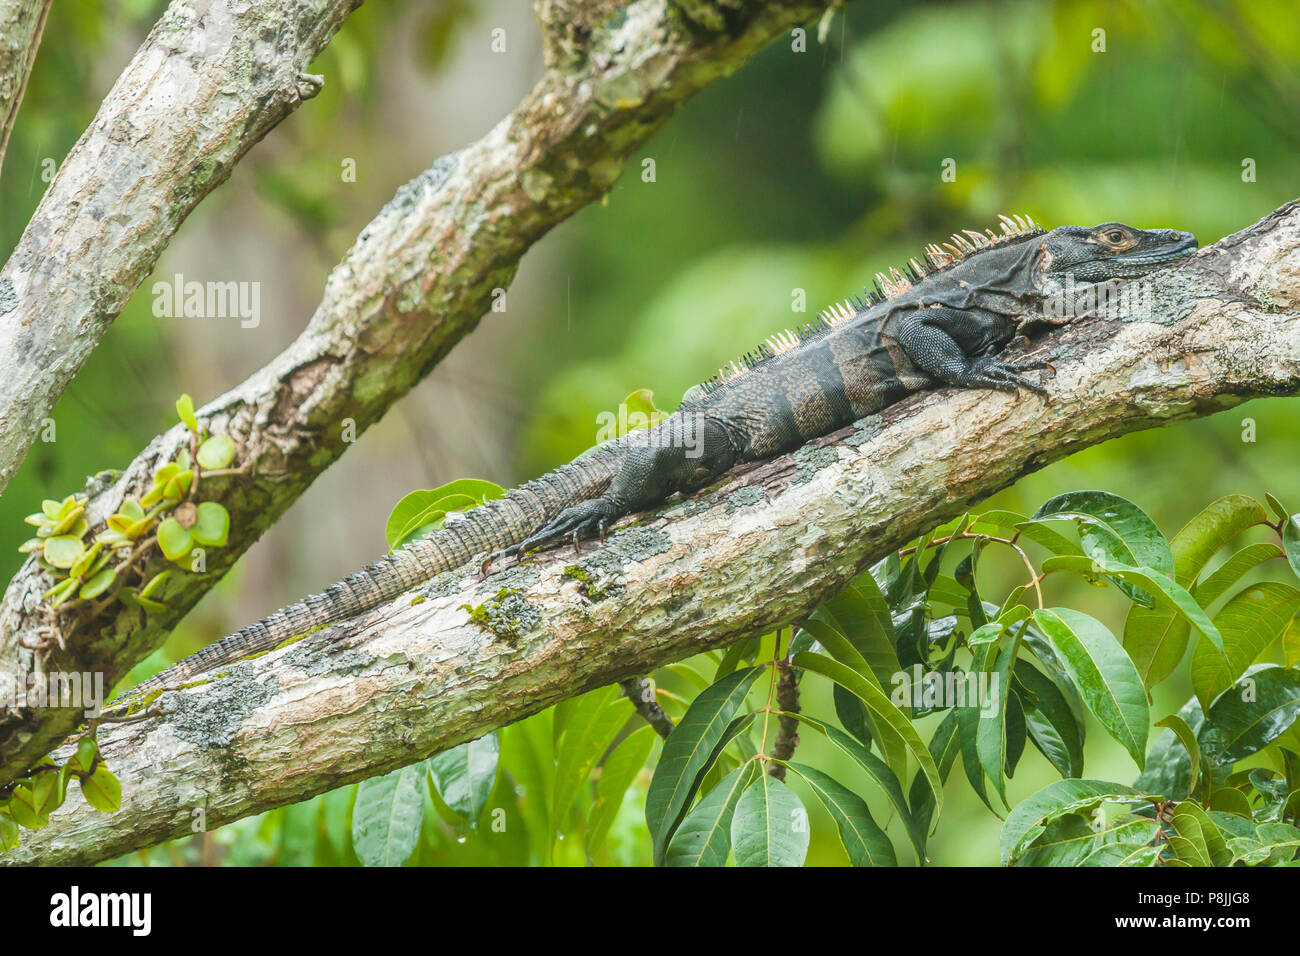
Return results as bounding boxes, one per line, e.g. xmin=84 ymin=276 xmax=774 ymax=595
xmin=1 ymin=0 xmax=1297 ymax=865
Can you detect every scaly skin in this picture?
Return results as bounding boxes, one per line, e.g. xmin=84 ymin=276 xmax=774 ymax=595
xmin=113 ymin=217 xmax=1196 ymax=705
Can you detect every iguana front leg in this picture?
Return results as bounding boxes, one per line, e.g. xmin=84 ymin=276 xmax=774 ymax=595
xmin=896 ymin=307 xmax=1054 ymax=396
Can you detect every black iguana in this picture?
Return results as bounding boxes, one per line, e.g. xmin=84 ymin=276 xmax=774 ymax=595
xmin=114 ymin=216 xmax=1196 ymax=704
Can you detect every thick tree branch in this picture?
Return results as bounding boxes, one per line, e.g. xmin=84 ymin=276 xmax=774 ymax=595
xmin=0 ymin=0 xmax=362 ymax=496
xmin=6 ymin=201 xmax=1297 ymax=865
xmin=0 ymin=0 xmax=844 ymax=787
xmin=0 ymin=0 xmax=51 ymax=177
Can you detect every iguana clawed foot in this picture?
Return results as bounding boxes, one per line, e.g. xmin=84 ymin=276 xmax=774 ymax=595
xmin=967 ymin=356 xmax=1055 ymax=397
xmin=482 ymin=498 xmax=620 ymax=573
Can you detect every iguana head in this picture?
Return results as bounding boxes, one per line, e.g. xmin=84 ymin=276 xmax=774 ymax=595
xmin=1039 ymin=222 xmax=1197 ymax=282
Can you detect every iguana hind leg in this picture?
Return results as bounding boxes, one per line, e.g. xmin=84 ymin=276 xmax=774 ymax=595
xmin=501 ymin=414 xmax=737 ymax=560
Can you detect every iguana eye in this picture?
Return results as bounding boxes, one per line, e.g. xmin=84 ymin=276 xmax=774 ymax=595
xmin=1103 ymin=229 xmax=1126 ymax=243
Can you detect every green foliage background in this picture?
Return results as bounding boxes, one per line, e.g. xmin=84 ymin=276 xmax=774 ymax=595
xmin=2 ymin=0 xmax=1298 ymax=865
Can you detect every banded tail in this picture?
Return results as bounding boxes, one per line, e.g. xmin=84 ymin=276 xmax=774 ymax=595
xmin=112 ymin=442 xmax=627 ymax=703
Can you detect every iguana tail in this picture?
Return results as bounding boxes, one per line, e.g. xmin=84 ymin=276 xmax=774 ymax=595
xmin=113 ymin=441 xmax=627 ymax=702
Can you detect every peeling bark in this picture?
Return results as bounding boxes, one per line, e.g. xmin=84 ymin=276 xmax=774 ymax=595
xmin=0 ymin=0 xmax=845 ymax=787
xmin=5 ymin=201 xmax=1298 ymax=865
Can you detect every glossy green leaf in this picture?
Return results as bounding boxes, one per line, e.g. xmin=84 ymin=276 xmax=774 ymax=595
xmin=646 ymin=667 xmax=762 ymax=865
xmin=788 ymin=763 xmax=896 ymax=866
xmin=352 ymin=764 xmax=425 ymax=866
xmin=1014 ymin=659 xmax=1084 ymax=778
xmin=1030 ymin=490 xmax=1173 ymax=585
xmin=587 ymin=726 xmax=656 ymax=857
xmin=552 ymin=687 xmax=630 ymax=834
xmin=792 ymin=712 xmax=924 ymax=859
xmin=731 ymin=773 xmax=809 ymax=867
xmin=1015 ymin=814 xmax=1100 ymax=867
xmin=384 ymin=480 xmax=505 ymax=550
xmin=1002 ymin=779 xmax=1140 ymax=865
xmin=426 ymin=732 xmax=499 ymax=826
xmin=1190 ymin=583 xmax=1300 ymax=709
xmin=792 ymin=651 xmax=943 ymax=819
xmin=1156 ymin=714 xmax=1201 ymax=797
xmin=1195 ymin=542 xmax=1284 ymax=607
xmin=665 ymin=762 xmax=756 ymax=866
xmin=823 ymin=578 xmax=900 ymax=692
xmin=1032 ymin=608 xmax=1149 ymax=769
xmin=1284 ymin=513 xmax=1300 ymax=581
xmin=1172 ymin=800 xmax=1231 ymax=866
xmin=1198 ymin=666 xmax=1300 ymax=764
xmin=977 ymin=624 xmax=1022 ymax=802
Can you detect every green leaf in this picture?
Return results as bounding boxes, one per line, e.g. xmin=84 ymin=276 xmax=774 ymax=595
xmin=76 ymin=737 xmax=98 ymax=772
xmin=909 ymin=710 xmax=962 ymax=851
xmin=42 ymin=534 xmax=84 ymax=569
xmin=138 ymin=570 xmax=171 ymax=600
xmin=190 ymin=501 xmax=230 ymax=548
xmin=1014 ymin=659 xmax=1085 ymax=778
xmin=1032 ymin=608 xmax=1149 ymax=769
xmin=620 ymin=388 xmax=670 ymax=430
xmin=646 ymin=667 xmax=762 ymax=865
xmin=977 ymin=624 xmax=1023 ymax=802
xmin=1002 ymin=779 xmax=1140 ymax=865
xmin=1172 ymin=800 xmax=1231 ymax=867
xmin=156 ymin=518 xmax=193 ymax=563
xmin=1190 ymin=583 xmax=1300 ymax=709
xmin=1198 ymin=666 xmax=1300 ymax=765
xmin=792 ymin=652 xmax=943 ymax=820
xmin=1136 ymin=698 xmax=1205 ymax=802
xmin=587 ymin=726 xmax=656 ymax=857
xmin=162 ymin=469 xmax=193 ymax=502
xmin=1195 ymin=542 xmax=1285 ymax=608
xmin=957 ymin=703 xmax=996 ymax=812
xmin=1049 ymin=554 xmax=1224 ymax=663
xmin=788 ymin=762 xmax=896 ymax=866
xmin=551 ymin=686 xmax=630 ymax=835
xmin=6 ymin=786 xmax=46 ymax=828
xmin=665 ymin=762 xmax=757 ymax=866
xmin=175 ymin=393 xmax=199 ymax=435
xmin=1156 ymin=714 xmax=1201 ymax=798
xmin=1015 ymin=814 xmax=1101 ymax=867
xmin=822 ymin=576 xmax=899 ymax=690
xmin=0 ymin=811 xmax=18 ymax=850
xmin=67 ymin=540 xmax=101 ymax=579
xmin=197 ymin=434 xmax=236 ymax=470
xmin=352 ymin=764 xmax=425 ymax=866
xmin=1030 ymin=490 xmax=1173 ymax=583
xmin=792 ymin=713 xmax=924 ymax=860
xmin=384 ymin=480 xmax=505 ymax=550
xmin=79 ymin=767 xmax=122 ymax=813
xmin=42 ymin=577 xmax=78 ymax=607
xmin=1285 ymin=513 xmax=1300 ymax=581
xmin=731 ymin=773 xmax=809 ymax=867
xmin=426 ymin=733 xmax=499 ymax=826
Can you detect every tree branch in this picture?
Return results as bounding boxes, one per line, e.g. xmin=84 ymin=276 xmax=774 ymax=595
xmin=6 ymin=200 xmax=1297 ymax=865
xmin=0 ymin=0 xmax=51 ymax=178
xmin=0 ymin=0 xmax=362 ymax=496
xmin=0 ymin=0 xmax=844 ymax=787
